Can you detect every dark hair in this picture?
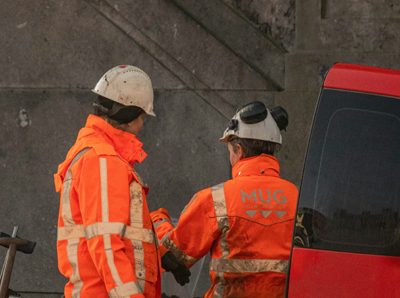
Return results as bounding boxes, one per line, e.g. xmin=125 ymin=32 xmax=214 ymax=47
xmin=93 ymin=95 xmax=144 ymax=124
xmin=228 ymin=136 xmax=278 ymax=158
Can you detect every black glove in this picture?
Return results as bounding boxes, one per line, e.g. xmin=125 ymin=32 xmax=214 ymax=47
xmin=161 ymin=251 xmax=191 ymax=286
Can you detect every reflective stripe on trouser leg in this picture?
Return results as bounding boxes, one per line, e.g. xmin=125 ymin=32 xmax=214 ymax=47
xmin=67 ymin=238 xmax=83 ymax=298
xmin=211 ymin=183 xmax=231 ymax=298
xmin=130 ymin=181 xmax=146 ymax=292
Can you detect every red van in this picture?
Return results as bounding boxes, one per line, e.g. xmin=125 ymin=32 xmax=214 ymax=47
xmin=286 ymin=63 xmax=400 ymax=298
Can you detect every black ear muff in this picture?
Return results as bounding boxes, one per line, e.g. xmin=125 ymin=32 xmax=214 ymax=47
xmin=239 ymin=101 xmax=268 ymax=124
xmin=270 ymin=106 xmax=289 ymax=131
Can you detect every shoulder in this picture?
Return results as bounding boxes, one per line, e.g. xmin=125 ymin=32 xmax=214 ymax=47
xmin=279 ymin=179 xmax=299 ymax=193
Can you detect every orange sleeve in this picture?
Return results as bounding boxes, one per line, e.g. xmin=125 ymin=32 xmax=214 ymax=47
xmin=150 ymin=208 xmax=175 ymax=241
xmin=161 ymin=189 xmax=220 ymax=267
xmin=79 ymin=155 xmax=144 ymax=298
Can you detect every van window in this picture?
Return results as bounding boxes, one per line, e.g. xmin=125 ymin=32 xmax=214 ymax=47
xmin=295 ymin=89 xmax=400 ymax=256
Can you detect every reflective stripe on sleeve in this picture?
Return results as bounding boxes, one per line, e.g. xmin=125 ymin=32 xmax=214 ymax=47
xmin=163 ymin=237 xmax=200 ymax=265
xmin=67 ymin=238 xmax=84 ymax=298
xmin=181 ymin=194 xmax=198 ymax=215
xmin=211 ymin=183 xmax=231 ymax=297
xmin=209 ymin=258 xmax=289 ymax=274
xmin=60 ymin=148 xmax=90 ymax=298
xmin=104 ymin=233 xmax=123 ymax=286
xmin=108 ymin=281 xmax=141 ymax=298
xmin=61 ymin=148 xmax=91 ymax=226
xmin=100 ymin=158 xmax=109 ymax=222
xmin=153 ymin=217 xmax=172 ymax=229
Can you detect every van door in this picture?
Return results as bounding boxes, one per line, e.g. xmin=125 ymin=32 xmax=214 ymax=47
xmin=286 ymin=64 xmax=400 ymax=298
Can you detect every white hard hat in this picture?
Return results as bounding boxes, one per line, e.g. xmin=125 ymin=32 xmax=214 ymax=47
xmin=92 ymin=65 xmax=155 ymax=116
xmin=219 ymin=102 xmax=288 ymax=144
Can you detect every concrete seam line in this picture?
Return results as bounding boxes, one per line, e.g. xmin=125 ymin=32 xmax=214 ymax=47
xmin=83 ymin=0 xmax=236 ymax=119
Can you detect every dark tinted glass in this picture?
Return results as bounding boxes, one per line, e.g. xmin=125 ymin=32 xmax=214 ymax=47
xmin=295 ymin=89 xmax=400 ymax=256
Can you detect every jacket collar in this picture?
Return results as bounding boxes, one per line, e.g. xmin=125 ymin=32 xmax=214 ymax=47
xmin=232 ymin=154 xmax=280 ymax=179
xmin=79 ymin=115 xmax=147 ymax=166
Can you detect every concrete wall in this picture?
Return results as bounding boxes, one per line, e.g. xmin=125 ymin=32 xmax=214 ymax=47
xmin=0 ymin=0 xmax=398 ymax=297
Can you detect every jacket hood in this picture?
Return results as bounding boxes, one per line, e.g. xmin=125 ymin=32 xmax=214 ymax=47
xmin=54 ymin=115 xmax=147 ymax=192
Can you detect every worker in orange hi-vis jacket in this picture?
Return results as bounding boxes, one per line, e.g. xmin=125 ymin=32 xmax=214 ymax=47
xmin=151 ymin=102 xmax=299 ymax=298
xmin=54 ymin=65 xmax=190 ymax=298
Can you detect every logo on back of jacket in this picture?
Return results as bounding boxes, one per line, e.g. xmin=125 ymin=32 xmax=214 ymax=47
xmin=241 ymin=189 xmax=287 ymax=219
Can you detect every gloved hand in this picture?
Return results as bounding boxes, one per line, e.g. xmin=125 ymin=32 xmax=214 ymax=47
xmin=161 ymin=251 xmax=191 ymax=286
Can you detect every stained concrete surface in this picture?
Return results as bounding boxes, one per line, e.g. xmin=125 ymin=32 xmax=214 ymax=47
xmin=322 ymin=0 xmax=400 ymax=19
xmin=92 ymin=0 xmax=275 ymax=91
xmin=166 ymin=0 xmax=286 ymax=89
xmin=226 ymin=0 xmax=296 ymax=52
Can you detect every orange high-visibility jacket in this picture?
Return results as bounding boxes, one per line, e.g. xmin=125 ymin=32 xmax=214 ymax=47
xmin=54 ymin=115 xmax=161 ymax=298
xmin=152 ymin=154 xmax=298 ymax=298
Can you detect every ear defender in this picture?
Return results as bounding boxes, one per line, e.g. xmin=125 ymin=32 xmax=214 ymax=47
xmin=270 ymin=106 xmax=289 ymax=131
xmin=238 ymin=101 xmax=269 ymax=124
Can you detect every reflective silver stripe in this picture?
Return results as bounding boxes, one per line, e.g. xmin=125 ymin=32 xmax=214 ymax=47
xmin=153 ymin=217 xmax=172 ymax=229
xmin=84 ymin=222 xmax=126 ymax=240
xmin=125 ymin=226 xmax=155 ymax=244
xmin=209 ymin=258 xmax=289 ymax=274
xmin=160 ymin=230 xmax=172 ymax=244
xmin=181 ymin=194 xmax=198 ymax=215
xmin=130 ymin=181 xmax=143 ymax=228
xmin=59 ymin=223 xmax=155 ymax=244
xmin=213 ymin=284 xmax=225 ymax=298
xmin=104 ymin=233 xmax=123 ymax=286
xmin=108 ymin=281 xmax=141 ymax=298
xmin=100 ymin=158 xmax=109 ymax=222
xmin=67 ymin=238 xmax=84 ymax=298
xmin=163 ymin=237 xmax=200 ymax=265
xmin=211 ymin=183 xmax=230 ymax=297
xmin=129 ymin=181 xmax=146 ymax=292
xmin=58 ymin=225 xmax=85 ymax=241
xmin=60 ymin=148 xmax=90 ymax=298
xmin=61 ymin=172 xmax=75 ymax=226
xmin=61 ymin=148 xmax=91 ymax=226
xmin=131 ymin=239 xmax=145 ymax=291
xmin=99 ymin=158 xmax=125 ymax=290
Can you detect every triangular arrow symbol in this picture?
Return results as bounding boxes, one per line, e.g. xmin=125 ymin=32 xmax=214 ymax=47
xmin=245 ymin=210 xmax=258 ymax=218
xmin=260 ymin=210 xmax=272 ymax=218
xmin=274 ymin=211 xmax=287 ymax=219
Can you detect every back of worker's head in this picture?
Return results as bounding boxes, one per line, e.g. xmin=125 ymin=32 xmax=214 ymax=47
xmin=220 ymin=101 xmax=289 ymax=158
xmin=227 ymin=136 xmax=278 ymax=158
xmin=92 ymin=65 xmax=155 ymax=127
